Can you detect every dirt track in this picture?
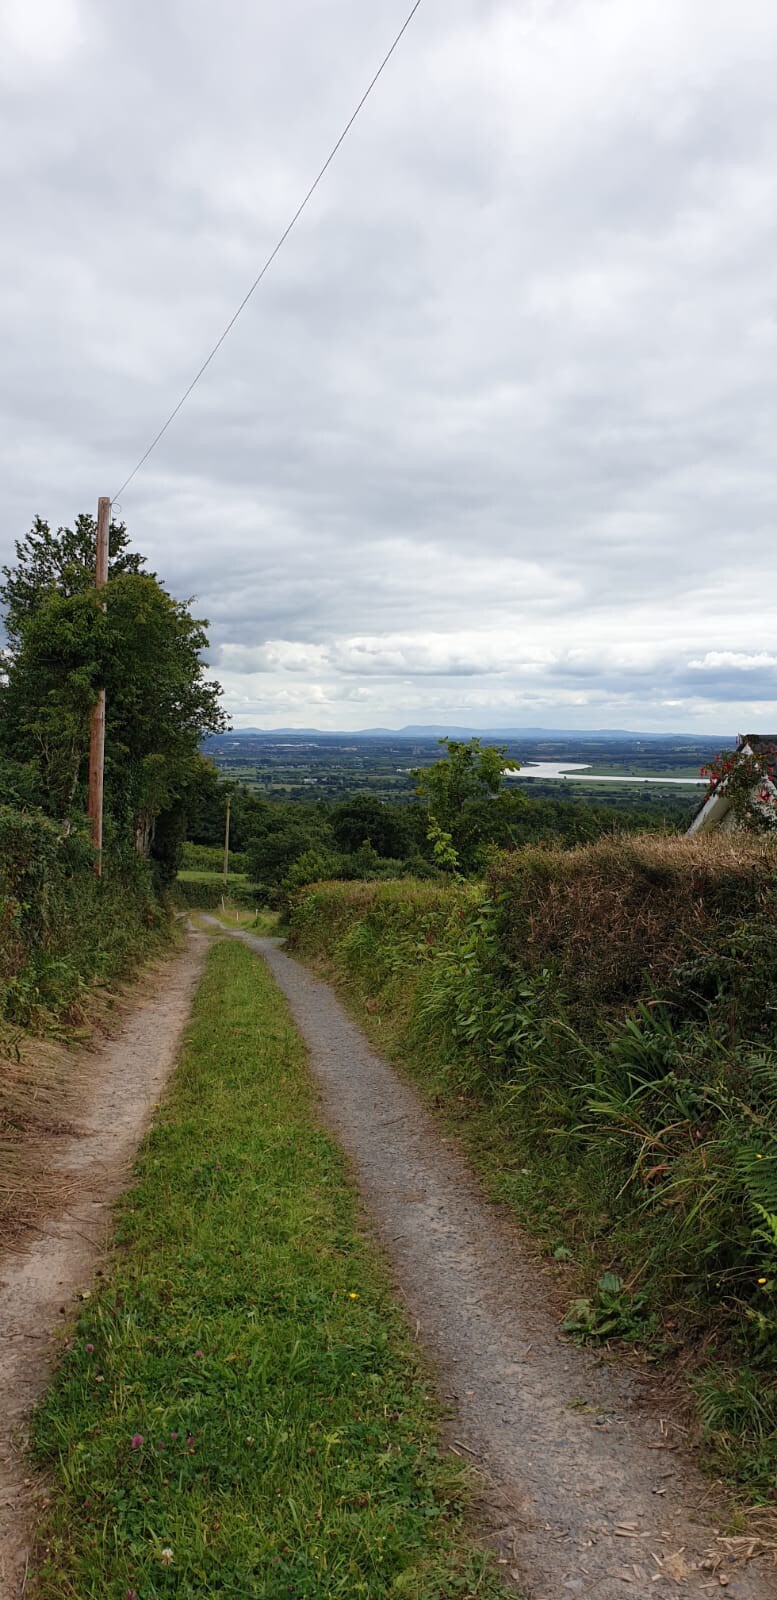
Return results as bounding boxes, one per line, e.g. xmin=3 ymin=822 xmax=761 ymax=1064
xmin=217 ymin=925 xmax=774 ymax=1600
xmin=0 ymin=936 xmax=206 ymax=1600
xmin=2 ymin=924 xmax=773 ymax=1599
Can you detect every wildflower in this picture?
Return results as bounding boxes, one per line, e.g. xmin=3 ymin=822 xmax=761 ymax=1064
xmin=160 ymin=1548 xmax=174 ymax=1567
xmin=85 ymin=1343 xmax=94 ymax=1354
xmin=130 ymin=1434 xmax=144 ymax=1450
xmin=194 ymin=1349 xmax=204 ymax=1358
xmin=126 ymin=1591 xmax=137 ymax=1599
xmin=348 ymin=1292 xmax=359 ymax=1301
xmin=758 ymin=1277 xmax=767 ymax=1285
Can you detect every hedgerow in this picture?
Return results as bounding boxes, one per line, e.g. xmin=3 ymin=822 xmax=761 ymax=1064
xmin=289 ymin=834 xmax=777 ymax=1493
xmin=0 ymin=805 xmax=169 ymax=1028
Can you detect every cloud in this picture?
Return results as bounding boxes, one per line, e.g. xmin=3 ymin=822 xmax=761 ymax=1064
xmin=689 ymin=652 xmax=777 ymax=672
xmin=2 ymin=0 xmax=777 ymax=731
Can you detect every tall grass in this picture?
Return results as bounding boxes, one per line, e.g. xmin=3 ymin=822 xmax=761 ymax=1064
xmin=290 ymin=835 xmax=777 ymax=1494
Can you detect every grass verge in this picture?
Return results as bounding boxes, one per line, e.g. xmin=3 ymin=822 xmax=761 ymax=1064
xmin=31 ymin=938 xmax=509 ymax=1600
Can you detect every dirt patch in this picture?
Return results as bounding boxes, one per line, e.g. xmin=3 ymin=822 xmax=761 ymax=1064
xmin=0 ymin=953 xmax=188 ymax=1252
xmin=0 ymin=934 xmax=206 ymax=1600
xmin=221 ymin=926 xmax=775 ymax=1600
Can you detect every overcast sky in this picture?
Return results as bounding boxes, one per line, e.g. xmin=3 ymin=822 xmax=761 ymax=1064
xmin=2 ymin=0 xmax=777 ymax=733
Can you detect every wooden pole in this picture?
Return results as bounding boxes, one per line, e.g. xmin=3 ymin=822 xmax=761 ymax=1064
xmin=87 ymin=497 xmax=111 ymax=876
xmin=223 ymin=791 xmax=231 ymax=885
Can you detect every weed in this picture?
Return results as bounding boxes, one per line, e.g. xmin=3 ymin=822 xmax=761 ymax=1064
xmin=562 ymin=1272 xmax=659 ymax=1344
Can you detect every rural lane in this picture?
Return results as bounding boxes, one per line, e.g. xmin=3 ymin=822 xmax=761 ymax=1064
xmin=217 ymin=924 xmax=774 ymax=1600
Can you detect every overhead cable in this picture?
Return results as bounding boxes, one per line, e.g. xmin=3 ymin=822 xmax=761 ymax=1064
xmin=113 ymin=0 xmax=424 ymax=500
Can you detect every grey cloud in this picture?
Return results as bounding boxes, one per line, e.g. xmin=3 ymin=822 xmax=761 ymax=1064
xmin=2 ymin=0 xmax=777 ymax=730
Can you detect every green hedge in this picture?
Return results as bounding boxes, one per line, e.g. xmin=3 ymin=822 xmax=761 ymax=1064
xmin=173 ymin=874 xmax=269 ymax=910
xmin=0 ymin=806 xmax=169 ymax=1026
xmin=180 ymin=842 xmax=249 ymax=874
xmin=289 ymin=836 xmax=777 ymax=1492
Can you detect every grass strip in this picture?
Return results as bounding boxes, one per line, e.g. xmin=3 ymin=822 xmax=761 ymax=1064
xmin=31 ymin=939 xmax=508 ymax=1600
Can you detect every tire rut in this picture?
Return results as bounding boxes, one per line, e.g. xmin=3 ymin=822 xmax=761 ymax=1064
xmin=0 ymin=935 xmax=207 ymax=1600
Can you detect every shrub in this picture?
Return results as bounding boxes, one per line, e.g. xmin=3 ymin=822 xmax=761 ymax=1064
xmin=289 ymin=834 xmax=777 ymax=1489
xmin=180 ymin=841 xmax=249 ymax=874
xmin=0 ymin=805 xmax=168 ymax=1027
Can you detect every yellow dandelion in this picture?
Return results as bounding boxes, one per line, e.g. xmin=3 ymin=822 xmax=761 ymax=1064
xmin=348 ymin=1292 xmax=359 ymax=1300
xmin=757 ymin=1277 xmax=767 ymax=1285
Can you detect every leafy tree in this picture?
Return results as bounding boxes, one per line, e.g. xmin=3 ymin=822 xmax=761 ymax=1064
xmin=0 ymin=753 xmax=42 ymax=809
xmin=0 ymin=516 xmax=226 ymax=862
xmin=101 ymin=573 xmax=225 ymax=853
xmin=331 ymin=795 xmax=417 ymax=858
xmin=185 ymin=762 xmax=269 ymax=850
xmin=413 ymin=739 xmax=519 ymax=871
xmin=1 ymin=588 xmax=101 ymax=815
xmin=0 ymin=513 xmax=146 ymax=648
xmin=247 ymin=818 xmax=333 ymax=886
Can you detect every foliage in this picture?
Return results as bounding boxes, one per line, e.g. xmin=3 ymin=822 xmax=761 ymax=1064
xmin=32 ymin=940 xmax=509 ymax=1600
xmin=247 ymin=815 xmax=332 ymax=886
xmin=331 ymin=794 xmax=420 ymax=858
xmin=0 ymin=805 xmax=168 ymax=1027
xmin=488 ymin=832 xmax=777 ymax=1025
xmin=187 ymin=738 xmax=695 ymax=901
xmin=700 ymin=745 xmax=777 ymax=833
xmin=413 ymin=739 xmax=519 ymax=871
xmin=185 ymin=761 xmax=269 ymax=851
xmin=180 ymin=841 xmax=249 ymax=874
xmin=0 ymin=517 xmax=226 ymax=860
xmin=0 ymin=512 xmax=145 ymax=649
xmin=562 ymin=1273 xmax=658 ymax=1344
xmin=289 ymin=834 xmax=777 ymax=1491
xmin=172 ymin=876 xmax=268 ymax=911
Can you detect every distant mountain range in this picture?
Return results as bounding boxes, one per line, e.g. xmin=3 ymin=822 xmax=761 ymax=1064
xmin=206 ymin=725 xmax=729 ymax=742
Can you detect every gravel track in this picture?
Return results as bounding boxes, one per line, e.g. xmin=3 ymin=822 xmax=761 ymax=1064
xmin=0 ymin=936 xmax=206 ymax=1600
xmin=221 ymin=926 xmax=774 ymax=1600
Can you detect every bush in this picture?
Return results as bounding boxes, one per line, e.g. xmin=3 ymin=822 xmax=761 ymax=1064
xmin=173 ymin=875 xmax=270 ymax=911
xmin=289 ymin=834 xmax=777 ymax=1490
xmin=0 ymin=806 xmax=168 ymax=1027
xmin=180 ymin=841 xmax=249 ymax=874
xmin=488 ymin=832 xmax=777 ymax=1025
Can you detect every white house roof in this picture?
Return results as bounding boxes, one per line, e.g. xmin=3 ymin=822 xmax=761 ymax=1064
xmin=686 ymin=734 xmax=777 ymax=835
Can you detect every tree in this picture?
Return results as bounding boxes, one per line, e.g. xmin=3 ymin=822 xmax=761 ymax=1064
xmin=413 ymin=739 xmax=520 ymax=872
xmin=103 ymin=572 xmax=226 ymax=853
xmin=331 ymin=795 xmax=416 ymax=858
xmin=0 ymin=516 xmax=226 ymax=862
xmin=0 ymin=513 xmax=146 ymax=649
xmin=246 ymin=817 xmax=332 ymax=886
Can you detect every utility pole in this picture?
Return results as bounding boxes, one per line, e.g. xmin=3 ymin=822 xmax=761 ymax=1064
xmin=223 ymin=790 xmax=231 ymax=885
xmin=87 ymin=497 xmax=110 ymax=877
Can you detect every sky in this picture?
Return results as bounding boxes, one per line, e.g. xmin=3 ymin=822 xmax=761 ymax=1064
xmin=2 ymin=0 xmax=777 ymax=735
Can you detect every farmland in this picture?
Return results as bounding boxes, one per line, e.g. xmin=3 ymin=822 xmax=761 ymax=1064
xmin=202 ymin=728 xmax=716 ymax=823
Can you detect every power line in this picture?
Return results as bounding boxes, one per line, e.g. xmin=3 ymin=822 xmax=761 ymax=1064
xmin=113 ymin=0 xmax=424 ymax=501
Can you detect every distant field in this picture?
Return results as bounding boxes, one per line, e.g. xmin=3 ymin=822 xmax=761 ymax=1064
xmin=177 ymin=870 xmax=248 ymax=885
xmin=201 ymin=731 xmax=721 ymax=813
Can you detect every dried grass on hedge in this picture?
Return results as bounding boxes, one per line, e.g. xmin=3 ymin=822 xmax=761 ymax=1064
xmin=489 ymin=833 xmax=777 ymax=1018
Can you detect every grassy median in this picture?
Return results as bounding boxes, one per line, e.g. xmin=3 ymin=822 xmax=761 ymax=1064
xmin=32 ymin=938 xmax=507 ymax=1599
